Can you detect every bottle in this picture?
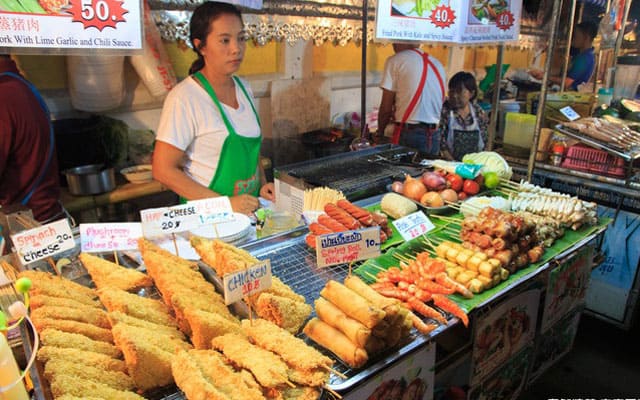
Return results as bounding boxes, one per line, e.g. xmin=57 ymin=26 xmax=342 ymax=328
xmin=0 ymin=332 xmax=29 ymax=400
xmin=550 ymin=141 xmax=566 ymax=166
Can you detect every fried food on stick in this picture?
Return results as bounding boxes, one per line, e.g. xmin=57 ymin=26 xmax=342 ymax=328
xmin=39 ymin=329 xmax=121 ymax=358
xmin=108 ymin=311 xmax=186 ymax=341
xmin=263 ymin=277 xmax=306 ymax=303
xmin=315 ymin=297 xmax=371 ymax=348
xmin=79 ymin=252 xmax=153 ymax=291
xmin=282 ymin=387 xmax=322 ymax=400
xmin=303 ymin=318 xmax=368 ymax=369
xmin=184 ymin=308 xmax=241 ymax=349
xmin=112 ymin=324 xmax=189 ymax=391
xmin=241 ymin=319 xmax=332 ymax=371
xmin=211 ymin=333 xmax=290 ymax=388
xmin=19 ymin=270 xmax=99 ymax=306
xmin=31 ymin=305 xmax=111 ymax=329
xmin=55 ymin=396 xmax=103 ymax=400
xmin=138 ymin=238 xmax=198 ymax=270
xmin=172 ymin=350 xmax=266 ymax=400
xmin=287 ymin=367 xmax=330 ymax=387
xmin=32 ymin=318 xmax=114 ymax=343
xmin=44 ymin=359 xmax=135 ymax=391
xmin=49 ymin=375 xmax=144 ymax=400
xmin=30 ymin=294 xmax=102 ymax=311
xmin=344 ymin=275 xmax=399 ymax=311
xmin=254 ymin=292 xmax=312 ymax=334
xmin=37 ymin=346 xmax=126 ymax=373
xmin=320 ymin=280 xmax=386 ymax=329
xmin=97 ymin=287 xmax=177 ymax=328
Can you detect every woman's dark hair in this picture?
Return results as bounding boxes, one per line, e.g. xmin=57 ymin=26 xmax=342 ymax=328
xmin=188 ymin=1 xmax=243 ymax=75
xmin=575 ymin=20 xmax=599 ymax=41
xmin=448 ymin=71 xmax=478 ymax=102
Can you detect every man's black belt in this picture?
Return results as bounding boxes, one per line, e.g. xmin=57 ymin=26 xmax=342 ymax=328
xmin=400 ymin=122 xmax=437 ymax=129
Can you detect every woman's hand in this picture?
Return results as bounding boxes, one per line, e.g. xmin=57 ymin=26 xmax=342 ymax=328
xmin=260 ymin=182 xmax=275 ymax=201
xmin=230 ymin=194 xmax=259 ymax=215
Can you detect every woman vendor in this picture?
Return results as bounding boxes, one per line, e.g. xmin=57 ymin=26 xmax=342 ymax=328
xmin=439 ymin=71 xmax=488 ymax=161
xmin=152 ymin=1 xmax=275 ymax=215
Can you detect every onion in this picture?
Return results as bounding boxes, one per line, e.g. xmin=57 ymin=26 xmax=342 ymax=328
xmin=420 ymin=191 xmax=444 ymax=207
xmin=440 ymin=189 xmax=459 ymax=204
xmin=403 ymin=175 xmax=427 ymax=201
xmin=421 ymin=172 xmax=447 ymax=191
xmin=391 ymin=181 xmax=404 ymax=193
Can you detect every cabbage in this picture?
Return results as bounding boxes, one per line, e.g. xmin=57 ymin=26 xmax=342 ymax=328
xmin=462 ymin=151 xmax=513 ymax=180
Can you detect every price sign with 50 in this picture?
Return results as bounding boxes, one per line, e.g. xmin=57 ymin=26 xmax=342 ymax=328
xmin=69 ymin=0 xmax=129 ymax=31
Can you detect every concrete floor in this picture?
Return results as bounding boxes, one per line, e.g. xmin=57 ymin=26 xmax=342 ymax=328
xmin=520 ymin=314 xmax=640 ymax=399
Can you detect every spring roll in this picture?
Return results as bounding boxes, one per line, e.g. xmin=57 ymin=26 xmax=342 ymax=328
xmin=320 ymin=281 xmax=385 ymax=329
xmin=344 ymin=275 xmax=399 ymax=312
xmin=303 ymin=318 xmax=368 ymax=369
xmin=315 ymin=298 xmax=371 ymax=348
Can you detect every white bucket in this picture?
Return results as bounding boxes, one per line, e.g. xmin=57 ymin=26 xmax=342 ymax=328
xmin=67 ymin=55 xmax=125 ymax=112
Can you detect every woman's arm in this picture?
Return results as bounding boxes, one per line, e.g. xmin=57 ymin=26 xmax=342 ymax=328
xmin=152 ymin=141 xmax=259 ymax=213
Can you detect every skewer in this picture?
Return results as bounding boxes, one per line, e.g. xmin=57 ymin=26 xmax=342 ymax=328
xmin=113 ymin=251 xmax=119 ymax=266
xmin=392 ymin=253 xmax=415 ymax=263
xmin=171 ymin=233 xmax=180 ymax=257
xmin=281 ymin=376 xmax=296 ymax=388
xmin=361 ymin=270 xmax=379 ymax=282
xmin=429 ymin=214 xmax=462 ymax=224
xmin=324 ymin=385 xmax=342 ymax=399
xmin=323 ymin=365 xmax=347 ymax=379
xmin=499 ymin=179 xmax=520 ymax=189
xmin=444 ymin=200 xmax=461 ymax=209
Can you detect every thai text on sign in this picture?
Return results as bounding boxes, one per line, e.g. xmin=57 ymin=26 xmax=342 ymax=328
xmin=80 ymin=222 xmax=142 ymax=252
xmin=392 ymin=211 xmax=436 ymax=241
xmin=316 ymin=227 xmax=381 ymax=268
xmin=223 ymin=260 xmax=272 ymax=305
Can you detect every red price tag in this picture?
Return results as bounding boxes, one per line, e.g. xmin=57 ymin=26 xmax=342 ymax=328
xmin=430 ymin=5 xmax=456 ymax=29
xmin=69 ymin=0 xmax=128 ymax=31
xmin=495 ymin=11 xmax=514 ymax=31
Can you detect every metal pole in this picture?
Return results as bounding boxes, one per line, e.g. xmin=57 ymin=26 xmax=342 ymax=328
xmin=527 ymin=0 xmax=564 ymax=182
xmin=487 ymin=44 xmax=504 ymax=151
xmin=610 ymin=0 xmax=633 ymax=89
xmin=361 ymin=0 xmax=367 ymax=139
xmin=561 ymin=0 xmax=578 ymax=92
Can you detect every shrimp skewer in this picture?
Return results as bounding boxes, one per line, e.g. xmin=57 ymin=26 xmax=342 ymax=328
xmin=432 ymin=294 xmax=469 ymax=327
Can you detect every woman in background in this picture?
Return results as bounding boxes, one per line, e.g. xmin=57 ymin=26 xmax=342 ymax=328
xmin=153 ymin=1 xmax=274 ymax=215
xmin=439 ymin=71 xmax=488 ymax=161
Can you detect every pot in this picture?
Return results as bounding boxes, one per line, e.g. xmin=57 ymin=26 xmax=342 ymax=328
xmin=64 ymin=164 xmax=116 ymax=195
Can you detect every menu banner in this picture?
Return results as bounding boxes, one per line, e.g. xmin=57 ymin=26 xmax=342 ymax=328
xmin=0 ymin=0 xmax=142 ymax=52
xmin=11 ymin=219 xmax=75 ymax=265
xmin=375 ymin=0 xmax=521 ymax=44
xmin=80 ymin=222 xmax=142 ymax=252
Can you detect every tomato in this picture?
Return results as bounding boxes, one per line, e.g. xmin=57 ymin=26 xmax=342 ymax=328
xmin=457 ymin=191 xmax=468 ymax=200
xmin=445 ymin=174 xmax=463 ymax=192
xmin=462 ymin=179 xmax=480 ymax=195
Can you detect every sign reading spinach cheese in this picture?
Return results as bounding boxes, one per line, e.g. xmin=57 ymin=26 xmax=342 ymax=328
xmin=375 ymin=0 xmax=522 ymax=44
xmin=0 ymin=0 xmax=142 ymax=51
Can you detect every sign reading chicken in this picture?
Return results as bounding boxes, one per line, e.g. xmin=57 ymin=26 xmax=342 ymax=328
xmin=375 ymin=0 xmax=521 ymax=44
xmin=0 ymin=0 xmax=142 ymax=52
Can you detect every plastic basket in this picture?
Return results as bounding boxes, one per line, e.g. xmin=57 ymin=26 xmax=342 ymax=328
xmin=561 ymin=144 xmax=625 ymax=177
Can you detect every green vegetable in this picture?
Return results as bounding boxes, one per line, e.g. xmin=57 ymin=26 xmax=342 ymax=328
xmin=462 ymin=151 xmax=513 ymax=180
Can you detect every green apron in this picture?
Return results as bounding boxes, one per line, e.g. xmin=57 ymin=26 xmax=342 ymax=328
xmin=190 ymin=71 xmax=262 ymax=200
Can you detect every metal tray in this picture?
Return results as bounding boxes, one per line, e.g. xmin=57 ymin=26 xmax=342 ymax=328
xmin=555 ymin=124 xmax=640 ymax=161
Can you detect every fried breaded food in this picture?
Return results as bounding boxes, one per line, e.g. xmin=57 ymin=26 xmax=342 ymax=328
xmin=241 ymin=319 xmax=332 ymax=372
xmin=283 ymin=387 xmax=322 ymax=400
xmin=112 ymin=325 xmax=184 ymax=391
xmin=39 ymin=329 xmax=121 ymax=358
xmin=184 ymin=308 xmax=241 ymax=350
xmin=49 ymin=375 xmax=144 ymax=400
xmin=37 ymin=346 xmax=126 ymax=373
xmin=211 ymin=333 xmax=290 ymax=388
xmin=172 ymin=350 xmax=266 ymax=400
xmin=30 ymin=293 xmax=102 ymax=310
xmin=113 ymin=323 xmax=191 ymax=355
xmin=79 ymin=252 xmax=153 ymax=291
xmin=139 ymin=238 xmax=198 ymax=270
xmin=97 ymin=287 xmax=177 ymax=327
xmin=32 ymin=318 xmax=113 ymax=343
xmin=107 ymin=311 xmax=186 ymax=341
xmin=171 ymin=289 xmax=237 ymax=325
xmin=19 ymin=270 xmax=99 ymax=306
xmin=287 ymin=367 xmax=329 ymax=387
xmin=55 ymin=396 xmax=103 ymax=400
xmin=44 ymin=359 xmax=135 ymax=391
xmin=153 ymin=269 xmax=218 ymax=302
xmin=264 ymin=277 xmax=306 ymax=303
xmin=254 ymin=293 xmax=312 ymax=334
xmin=31 ymin=305 xmax=110 ymax=329
xmin=191 ymin=236 xmax=256 ymax=276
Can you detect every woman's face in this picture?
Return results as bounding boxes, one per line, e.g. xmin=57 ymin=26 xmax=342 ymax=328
xmin=448 ymin=85 xmax=473 ymax=110
xmin=197 ymin=13 xmax=246 ymax=76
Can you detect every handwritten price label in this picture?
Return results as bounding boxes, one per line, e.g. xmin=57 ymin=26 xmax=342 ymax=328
xmin=69 ymin=0 xmax=128 ymax=31
xmin=11 ymin=219 xmax=75 ymax=265
xmin=316 ymin=227 xmax=381 ymax=268
xmin=223 ymin=260 xmax=272 ymax=305
xmin=431 ymin=5 xmax=456 ymax=29
xmin=80 ymin=222 xmax=142 ymax=252
xmin=495 ymin=10 xmax=515 ymax=31
xmin=140 ymin=197 xmax=235 ymax=237
xmin=392 ymin=211 xmax=435 ymax=242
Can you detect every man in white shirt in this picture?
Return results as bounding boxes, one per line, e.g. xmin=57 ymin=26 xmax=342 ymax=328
xmin=377 ymin=43 xmax=446 ymax=156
